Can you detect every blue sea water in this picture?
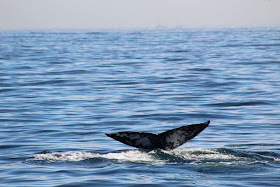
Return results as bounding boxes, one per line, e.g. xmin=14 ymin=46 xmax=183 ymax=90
xmin=0 ymin=28 xmax=280 ymax=186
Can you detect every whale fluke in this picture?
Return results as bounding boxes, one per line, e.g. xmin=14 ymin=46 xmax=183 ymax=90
xmin=106 ymin=121 xmax=210 ymax=150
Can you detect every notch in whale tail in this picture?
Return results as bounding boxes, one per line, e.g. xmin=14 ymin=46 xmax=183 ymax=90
xmin=106 ymin=120 xmax=210 ymax=150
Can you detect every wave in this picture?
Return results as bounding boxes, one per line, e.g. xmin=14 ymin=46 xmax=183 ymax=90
xmin=28 ymin=148 xmax=279 ymax=165
xmin=225 ymin=143 xmax=280 ymax=147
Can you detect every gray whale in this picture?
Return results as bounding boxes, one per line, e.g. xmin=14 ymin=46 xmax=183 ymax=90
xmin=106 ymin=121 xmax=210 ymax=150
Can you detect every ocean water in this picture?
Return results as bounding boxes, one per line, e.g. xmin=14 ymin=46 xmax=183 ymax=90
xmin=0 ymin=28 xmax=279 ymax=186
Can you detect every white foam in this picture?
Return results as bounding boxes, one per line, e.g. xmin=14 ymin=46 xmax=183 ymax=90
xmin=29 ymin=150 xmax=163 ymax=164
xmin=103 ymin=150 xmax=161 ymax=163
xmin=163 ymin=148 xmax=249 ymax=165
xmin=30 ymin=151 xmax=99 ymax=162
xmin=170 ymin=148 xmax=237 ymax=160
xmin=29 ymin=148 xmax=268 ymax=165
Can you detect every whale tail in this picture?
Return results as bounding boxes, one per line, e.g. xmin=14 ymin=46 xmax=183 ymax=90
xmin=106 ymin=121 xmax=210 ymax=150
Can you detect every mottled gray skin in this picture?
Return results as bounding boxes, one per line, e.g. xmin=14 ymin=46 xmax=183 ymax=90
xmin=106 ymin=121 xmax=210 ymax=150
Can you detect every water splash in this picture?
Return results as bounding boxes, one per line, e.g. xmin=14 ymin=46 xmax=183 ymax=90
xmin=29 ymin=150 xmax=162 ymax=164
xmin=28 ymin=148 xmax=279 ymax=165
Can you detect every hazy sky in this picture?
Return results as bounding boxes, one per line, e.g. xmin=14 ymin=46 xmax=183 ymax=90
xmin=0 ymin=0 xmax=279 ymax=30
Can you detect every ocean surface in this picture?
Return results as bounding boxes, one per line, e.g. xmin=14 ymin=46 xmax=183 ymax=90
xmin=0 ymin=28 xmax=280 ymax=186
